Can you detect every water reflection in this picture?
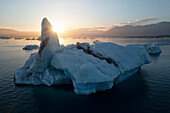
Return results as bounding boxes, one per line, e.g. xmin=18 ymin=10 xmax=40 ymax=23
xmin=1 ymin=38 xmax=170 ymax=113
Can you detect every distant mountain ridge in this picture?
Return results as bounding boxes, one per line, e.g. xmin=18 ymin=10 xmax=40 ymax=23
xmin=0 ymin=29 xmax=40 ymax=38
xmin=105 ymin=21 xmax=170 ymax=37
xmin=0 ymin=21 xmax=170 ymax=38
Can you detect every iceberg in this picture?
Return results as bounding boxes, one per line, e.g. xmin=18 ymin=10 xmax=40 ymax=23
xmin=14 ymin=18 xmax=151 ymax=95
xmin=23 ymin=45 xmax=39 ymax=50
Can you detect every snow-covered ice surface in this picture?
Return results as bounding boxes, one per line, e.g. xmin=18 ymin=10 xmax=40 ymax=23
xmin=88 ymin=42 xmax=151 ymax=72
xmin=14 ymin=18 xmax=151 ymax=95
xmin=23 ymin=45 xmax=39 ymax=50
xmin=127 ymin=43 xmax=162 ymax=55
xmin=51 ymin=47 xmax=120 ymax=95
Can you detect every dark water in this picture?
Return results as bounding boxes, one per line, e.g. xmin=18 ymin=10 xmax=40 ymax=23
xmin=0 ymin=38 xmax=170 ymax=113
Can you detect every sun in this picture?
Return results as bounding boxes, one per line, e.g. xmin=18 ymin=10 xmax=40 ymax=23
xmin=52 ymin=23 xmax=64 ymax=34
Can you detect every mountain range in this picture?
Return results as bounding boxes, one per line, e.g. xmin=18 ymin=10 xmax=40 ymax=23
xmin=105 ymin=21 xmax=170 ymax=37
xmin=0 ymin=29 xmax=40 ymax=38
xmin=0 ymin=21 xmax=170 ymax=38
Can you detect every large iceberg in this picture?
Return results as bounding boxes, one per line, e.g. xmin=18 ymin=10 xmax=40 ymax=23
xmin=14 ymin=18 xmax=151 ymax=95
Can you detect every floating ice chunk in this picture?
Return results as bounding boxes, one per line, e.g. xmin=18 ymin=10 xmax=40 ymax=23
xmin=127 ymin=43 xmax=162 ymax=55
xmin=36 ymin=36 xmax=41 ymax=40
xmin=23 ymin=45 xmax=39 ymax=50
xmin=154 ymin=42 xmax=170 ymax=46
xmin=0 ymin=36 xmax=11 ymax=39
xmin=26 ymin=38 xmax=36 ymax=40
xmin=15 ymin=38 xmax=22 ymax=40
xmin=147 ymin=46 xmax=162 ymax=55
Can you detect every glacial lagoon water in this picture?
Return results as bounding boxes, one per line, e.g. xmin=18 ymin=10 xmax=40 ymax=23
xmin=0 ymin=37 xmax=170 ymax=113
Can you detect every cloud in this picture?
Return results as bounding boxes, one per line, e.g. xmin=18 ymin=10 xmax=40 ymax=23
xmin=93 ymin=26 xmax=114 ymax=31
xmin=135 ymin=18 xmax=158 ymax=24
xmin=70 ymin=26 xmax=114 ymax=32
xmin=117 ymin=18 xmax=158 ymax=26
xmin=65 ymin=18 xmax=158 ymax=33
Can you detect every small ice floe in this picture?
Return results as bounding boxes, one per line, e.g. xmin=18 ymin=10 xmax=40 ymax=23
xmin=26 ymin=38 xmax=36 ymax=40
xmin=14 ymin=18 xmax=151 ymax=95
xmin=36 ymin=36 xmax=41 ymax=40
xmin=127 ymin=43 xmax=162 ymax=55
xmin=23 ymin=45 xmax=39 ymax=50
xmin=26 ymin=38 xmax=31 ymax=40
xmin=15 ymin=38 xmax=22 ymax=40
xmin=0 ymin=36 xmax=11 ymax=39
xmin=154 ymin=42 xmax=170 ymax=46
xmin=147 ymin=46 xmax=162 ymax=55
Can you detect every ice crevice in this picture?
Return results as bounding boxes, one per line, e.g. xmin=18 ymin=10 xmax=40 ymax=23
xmin=76 ymin=42 xmax=119 ymax=68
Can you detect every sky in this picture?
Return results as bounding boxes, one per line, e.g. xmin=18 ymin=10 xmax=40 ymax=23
xmin=0 ymin=0 xmax=170 ymax=31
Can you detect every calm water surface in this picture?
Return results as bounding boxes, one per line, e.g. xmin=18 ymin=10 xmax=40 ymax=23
xmin=0 ymin=37 xmax=170 ymax=113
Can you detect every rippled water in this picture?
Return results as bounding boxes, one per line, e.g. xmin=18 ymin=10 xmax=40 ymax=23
xmin=0 ymin=38 xmax=170 ymax=113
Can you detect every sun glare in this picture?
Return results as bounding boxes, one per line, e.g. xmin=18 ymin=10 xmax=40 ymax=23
xmin=52 ymin=23 xmax=64 ymax=34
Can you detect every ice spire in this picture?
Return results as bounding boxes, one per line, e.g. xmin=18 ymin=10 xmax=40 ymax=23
xmin=41 ymin=17 xmax=52 ymax=31
xmin=33 ymin=18 xmax=60 ymax=72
